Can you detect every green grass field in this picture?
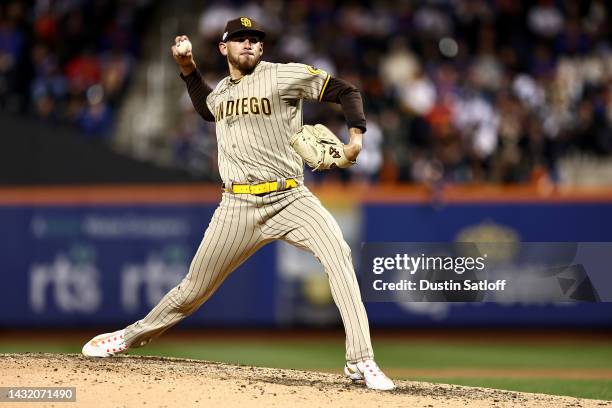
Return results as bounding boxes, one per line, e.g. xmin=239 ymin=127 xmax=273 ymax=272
xmin=2 ymin=338 xmax=611 ymax=400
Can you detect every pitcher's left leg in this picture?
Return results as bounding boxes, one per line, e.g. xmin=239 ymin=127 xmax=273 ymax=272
xmin=276 ymin=188 xmax=394 ymax=390
xmin=269 ymin=188 xmax=373 ymax=362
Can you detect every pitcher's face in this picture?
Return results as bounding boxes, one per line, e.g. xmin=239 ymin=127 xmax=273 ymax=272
xmin=221 ymin=35 xmax=263 ymax=71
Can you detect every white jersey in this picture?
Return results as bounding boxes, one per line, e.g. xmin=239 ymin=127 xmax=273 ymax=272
xmin=205 ymin=61 xmax=330 ymax=184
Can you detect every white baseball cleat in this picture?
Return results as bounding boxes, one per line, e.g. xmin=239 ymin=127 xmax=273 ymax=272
xmin=82 ymin=329 xmax=128 ymax=357
xmin=344 ymin=359 xmax=395 ymax=391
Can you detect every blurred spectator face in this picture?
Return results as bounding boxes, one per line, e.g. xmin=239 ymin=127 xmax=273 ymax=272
xmin=528 ymin=0 xmax=564 ymax=38
xmin=35 ymin=94 xmax=54 ymax=119
xmin=219 ymin=35 xmax=263 ymax=72
xmin=34 ymin=12 xmax=57 ymax=42
xmin=64 ymin=52 xmax=101 ymax=92
xmin=578 ymin=100 xmax=594 ymax=125
xmin=399 ymin=71 xmax=436 ymax=115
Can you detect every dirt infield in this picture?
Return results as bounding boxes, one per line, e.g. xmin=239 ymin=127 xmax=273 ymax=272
xmin=1 ymin=353 xmax=610 ymax=408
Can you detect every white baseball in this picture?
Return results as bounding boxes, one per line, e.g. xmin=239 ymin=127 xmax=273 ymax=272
xmin=176 ymin=39 xmax=192 ymax=56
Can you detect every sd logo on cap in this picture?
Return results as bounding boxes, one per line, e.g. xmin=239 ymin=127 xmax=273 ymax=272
xmin=221 ymin=17 xmax=266 ymax=42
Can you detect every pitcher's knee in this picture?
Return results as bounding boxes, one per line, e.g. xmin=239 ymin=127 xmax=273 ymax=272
xmin=320 ymin=243 xmax=356 ymax=277
xmin=337 ymin=240 xmax=354 ymax=265
xmin=341 ymin=240 xmax=352 ymax=256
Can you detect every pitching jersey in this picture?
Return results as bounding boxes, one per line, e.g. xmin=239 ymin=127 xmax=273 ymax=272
xmin=205 ymin=61 xmax=330 ymax=184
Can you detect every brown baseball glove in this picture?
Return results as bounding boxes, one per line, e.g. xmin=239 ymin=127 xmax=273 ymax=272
xmin=289 ymin=124 xmax=355 ymax=171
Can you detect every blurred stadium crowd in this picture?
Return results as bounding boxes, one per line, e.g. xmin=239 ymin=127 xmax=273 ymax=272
xmin=2 ymin=0 xmax=612 ymax=184
xmin=0 ymin=0 xmax=152 ymax=139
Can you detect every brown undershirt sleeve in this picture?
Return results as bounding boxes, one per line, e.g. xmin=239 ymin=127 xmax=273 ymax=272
xmin=180 ymin=69 xmax=215 ymax=122
xmin=320 ymin=77 xmax=367 ymax=133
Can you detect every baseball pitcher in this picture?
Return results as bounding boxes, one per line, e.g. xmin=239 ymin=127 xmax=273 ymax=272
xmin=82 ymin=16 xmax=394 ymax=391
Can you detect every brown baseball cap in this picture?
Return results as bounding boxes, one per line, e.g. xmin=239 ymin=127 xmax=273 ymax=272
xmin=221 ymin=17 xmax=266 ymax=42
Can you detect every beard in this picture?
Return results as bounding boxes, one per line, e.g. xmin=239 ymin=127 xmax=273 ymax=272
xmin=228 ymin=49 xmax=261 ymax=73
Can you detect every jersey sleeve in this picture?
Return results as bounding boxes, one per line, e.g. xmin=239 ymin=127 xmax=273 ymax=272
xmin=277 ymin=63 xmax=331 ymax=102
xmin=181 ymin=69 xmax=215 ymax=122
xmin=205 ymin=93 xmax=214 ymax=114
xmin=205 ymin=79 xmax=226 ymax=116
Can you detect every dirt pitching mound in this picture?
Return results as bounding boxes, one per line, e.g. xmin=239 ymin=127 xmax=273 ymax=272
xmin=1 ymin=353 xmax=610 ymax=407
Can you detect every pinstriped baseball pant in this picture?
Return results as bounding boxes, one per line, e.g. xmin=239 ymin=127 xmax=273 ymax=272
xmin=123 ymin=185 xmax=374 ymax=362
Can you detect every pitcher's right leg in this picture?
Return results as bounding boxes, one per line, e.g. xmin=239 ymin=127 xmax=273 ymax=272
xmin=82 ymin=193 xmax=266 ymax=356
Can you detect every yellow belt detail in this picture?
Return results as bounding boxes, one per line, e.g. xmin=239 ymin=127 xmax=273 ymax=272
xmin=232 ymin=179 xmax=298 ymax=194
